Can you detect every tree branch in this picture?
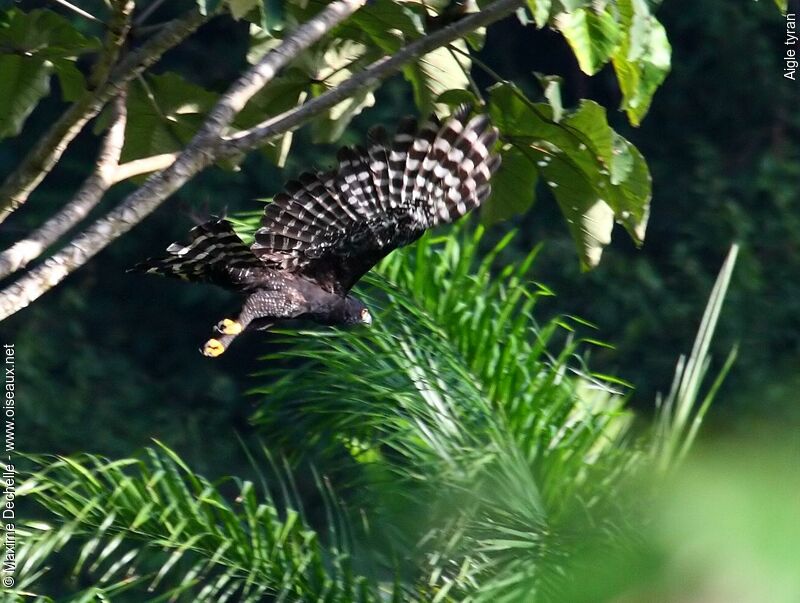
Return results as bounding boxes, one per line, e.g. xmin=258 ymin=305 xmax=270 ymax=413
xmin=0 ymin=92 xmax=129 ymax=279
xmin=0 ymin=8 xmax=208 ymax=224
xmin=111 ymin=153 xmax=178 ymax=184
xmin=0 ymin=0 xmax=367 ymax=320
xmin=89 ymin=0 xmax=135 ymax=90
xmin=218 ymin=0 xmax=523 ymax=156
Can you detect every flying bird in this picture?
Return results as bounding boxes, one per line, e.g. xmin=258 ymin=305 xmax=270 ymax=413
xmin=132 ymin=108 xmax=501 ymax=357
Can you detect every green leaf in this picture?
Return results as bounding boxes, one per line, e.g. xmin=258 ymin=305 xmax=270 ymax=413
xmin=116 ymin=73 xmax=218 ymax=163
xmin=0 ymin=55 xmax=51 ymax=140
xmin=554 ymin=7 xmax=621 ymax=75
xmin=52 ymin=58 xmax=86 ymax=102
xmin=482 ymin=146 xmax=539 ymax=223
xmin=526 ymin=0 xmax=552 ymax=28
xmin=535 ymin=73 xmax=564 ymax=122
xmin=540 ymin=150 xmax=615 ymax=269
xmin=246 ymin=22 xmax=282 ymax=64
xmin=611 ymin=0 xmax=671 ymax=126
xmin=404 ymin=40 xmax=471 ymax=116
xmin=488 ymin=83 xmax=651 ymax=267
xmin=350 ymin=0 xmax=421 ymax=53
xmin=0 ymin=9 xmax=99 ymax=139
xmin=260 ymin=0 xmax=285 ymax=32
xmin=774 ymin=0 xmax=788 ymax=12
xmin=436 ymin=88 xmax=479 ymax=108
xmin=0 ymin=9 xmax=101 ymax=59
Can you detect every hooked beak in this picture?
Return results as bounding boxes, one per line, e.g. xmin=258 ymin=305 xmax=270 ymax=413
xmin=360 ymin=308 xmax=373 ymax=326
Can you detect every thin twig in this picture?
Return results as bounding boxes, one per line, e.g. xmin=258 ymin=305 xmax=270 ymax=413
xmin=52 ymin=0 xmax=103 ymax=23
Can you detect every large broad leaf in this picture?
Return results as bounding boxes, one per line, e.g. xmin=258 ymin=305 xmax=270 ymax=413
xmin=526 ymin=0 xmax=552 ymax=29
xmin=112 ymin=73 xmax=218 ymax=163
xmin=489 ymin=83 xmax=651 ymax=269
xmin=349 ymin=0 xmax=421 ymax=52
xmin=0 ymin=55 xmax=51 ymax=140
xmin=0 ymin=9 xmax=99 ymax=139
xmin=404 ymin=40 xmax=471 ymax=117
xmin=0 ymin=9 xmax=100 ymax=59
xmin=554 ymin=7 xmax=621 ymax=75
xmin=611 ymin=0 xmax=671 ymax=126
xmin=482 ymin=146 xmax=539 ymax=223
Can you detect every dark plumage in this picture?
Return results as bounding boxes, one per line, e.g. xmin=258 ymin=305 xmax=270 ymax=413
xmin=132 ymin=108 xmax=501 ymax=356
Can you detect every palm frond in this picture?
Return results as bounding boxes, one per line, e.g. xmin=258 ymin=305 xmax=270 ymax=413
xmin=250 ymin=225 xmax=638 ymax=598
xmin=11 ymin=445 xmax=387 ymax=602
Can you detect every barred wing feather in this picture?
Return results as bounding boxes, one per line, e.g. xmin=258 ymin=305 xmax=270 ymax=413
xmin=251 ymin=109 xmax=501 ymax=294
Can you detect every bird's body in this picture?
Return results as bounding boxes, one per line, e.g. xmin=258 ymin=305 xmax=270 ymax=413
xmin=132 ymin=108 xmax=500 ymax=356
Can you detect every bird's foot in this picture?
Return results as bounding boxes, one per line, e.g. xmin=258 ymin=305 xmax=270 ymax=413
xmin=216 ymin=318 xmax=243 ymax=335
xmin=202 ymin=338 xmax=226 ymax=357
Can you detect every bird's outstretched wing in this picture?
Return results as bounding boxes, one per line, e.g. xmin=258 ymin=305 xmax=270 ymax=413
xmin=251 ymin=108 xmax=501 ymax=294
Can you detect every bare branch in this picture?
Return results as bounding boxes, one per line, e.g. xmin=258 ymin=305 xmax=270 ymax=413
xmin=0 ymin=92 xmax=129 ymax=279
xmin=218 ymin=0 xmax=523 ymax=156
xmin=0 ymin=0 xmax=367 ymax=320
xmin=112 ymin=153 xmax=178 ymax=184
xmin=0 ymin=8 xmax=208 ymax=224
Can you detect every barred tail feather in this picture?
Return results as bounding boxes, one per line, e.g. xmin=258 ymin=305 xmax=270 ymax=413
xmin=131 ymin=219 xmax=262 ymax=289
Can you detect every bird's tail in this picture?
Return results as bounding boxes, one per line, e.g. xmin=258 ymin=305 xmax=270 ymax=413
xmin=130 ymin=219 xmax=263 ymax=289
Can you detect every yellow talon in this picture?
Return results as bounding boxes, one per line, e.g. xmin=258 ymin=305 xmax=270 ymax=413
xmin=203 ymin=338 xmax=225 ymax=357
xmin=217 ymin=318 xmax=243 ymax=335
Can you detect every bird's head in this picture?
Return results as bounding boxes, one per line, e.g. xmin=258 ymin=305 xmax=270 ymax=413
xmin=343 ymin=296 xmax=373 ymax=326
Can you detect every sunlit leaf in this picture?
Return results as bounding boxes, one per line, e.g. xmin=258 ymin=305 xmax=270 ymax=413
xmin=526 ymin=0 xmax=552 ymax=28
xmin=488 ymin=83 xmax=651 ymax=267
xmin=611 ymin=0 xmax=671 ymax=126
xmin=195 ymin=0 xmax=224 ymax=16
xmin=349 ymin=0 xmax=421 ymax=53
xmin=554 ymin=7 xmax=621 ymax=75
xmin=307 ymin=40 xmax=379 ymax=143
xmin=404 ymin=40 xmax=471 ymax=116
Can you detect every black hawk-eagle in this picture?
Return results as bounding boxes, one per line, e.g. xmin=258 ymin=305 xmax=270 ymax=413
xmin=133 ymin=108 xmax=500 ymax=356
